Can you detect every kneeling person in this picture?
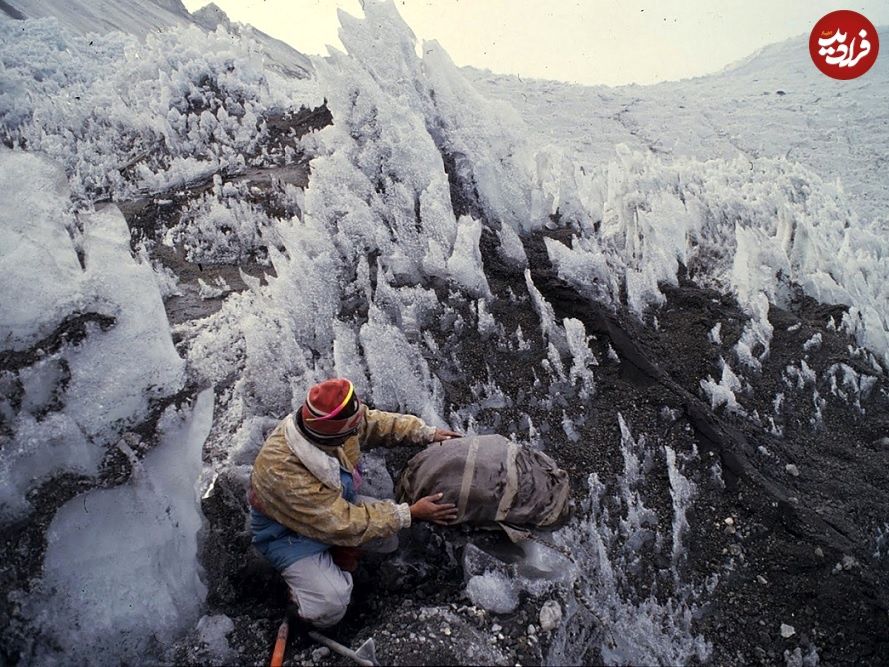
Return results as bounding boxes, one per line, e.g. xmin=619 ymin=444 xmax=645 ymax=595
xmin=249 ymin=378 xmax=459 ymax=628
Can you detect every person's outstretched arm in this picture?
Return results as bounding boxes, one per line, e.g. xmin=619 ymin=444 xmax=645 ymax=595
xmin=360 ymin=408 xmax=461 ymax=447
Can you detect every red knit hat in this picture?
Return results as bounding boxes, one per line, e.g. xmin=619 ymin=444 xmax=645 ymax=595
xmin=300 ymin=378 xmax=364 ymax=443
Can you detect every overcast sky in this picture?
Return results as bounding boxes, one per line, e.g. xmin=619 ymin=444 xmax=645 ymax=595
xmin=183 ymin=1 xmax=889 ymax=86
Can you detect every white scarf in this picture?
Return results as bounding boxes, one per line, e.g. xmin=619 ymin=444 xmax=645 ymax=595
xmin=283 ymin=413 xmax=346 ymax=491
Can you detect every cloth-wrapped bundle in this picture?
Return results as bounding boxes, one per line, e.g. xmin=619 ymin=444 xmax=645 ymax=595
xmin=395 ymin=435 xmax=571 ymax=539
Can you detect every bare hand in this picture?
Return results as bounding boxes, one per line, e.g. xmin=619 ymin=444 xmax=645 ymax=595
xmin=431 ymin=428 xmax=462 ymax=442
xmin=410 ymin=493 xmax=458 ymax=525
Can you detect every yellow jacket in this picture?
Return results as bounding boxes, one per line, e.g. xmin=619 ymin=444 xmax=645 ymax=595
xmin=250 ymin=408 xmax=436 ymax=547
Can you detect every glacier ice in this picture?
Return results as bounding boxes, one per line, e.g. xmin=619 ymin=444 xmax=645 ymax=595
xmin=446 ymin=215 xmax=492 ymax=298
xmin=466 ymin=571 xmax=519 ymax=615
xmin=699 ymin=357 xmax=744 ymax=413
xmin=546 ymin=416 xmax=711 ymax=666
xmin=0 ymin=19 xmax=320 ymax=202
xmin=564 ymin=317 xmax=597 ymax=399
xmin=0 ymin=150 xmax=184 ymax=521
xmin=19 ymin=390 xmax=213 ymax=666
xmin=665 ymin=446 xmax=696 ymax=568
xmin=0 ymin=150 xmax=85 ymax=349
xmin=3 ymin=4 xmax=888 ymax=665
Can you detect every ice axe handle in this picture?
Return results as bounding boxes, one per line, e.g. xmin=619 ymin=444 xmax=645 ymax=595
xmin=308 ymin=630 xmax=379 ymax=667
xmin=270 ymin=618 xmax=289 ymax=667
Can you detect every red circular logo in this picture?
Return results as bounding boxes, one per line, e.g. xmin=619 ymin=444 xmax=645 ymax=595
xmin=810 ymin=10 xmax=879 ymax=79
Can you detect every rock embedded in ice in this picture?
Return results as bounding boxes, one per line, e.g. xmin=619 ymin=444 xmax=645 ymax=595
xmin=538 ymin=600 xmax=562 ymax=632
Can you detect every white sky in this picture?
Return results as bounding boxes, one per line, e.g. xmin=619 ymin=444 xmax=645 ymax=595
xmin=183 ymin=0 xmax=889 ymax=86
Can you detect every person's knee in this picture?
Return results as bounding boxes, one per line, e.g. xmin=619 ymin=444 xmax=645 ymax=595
xmin=302 ymin=593 xmax=350 ymax=628
xmin=297 ymin=576 xmax=353 ymax=627
xmin=282 ymin=555 xmax=354 ymax=628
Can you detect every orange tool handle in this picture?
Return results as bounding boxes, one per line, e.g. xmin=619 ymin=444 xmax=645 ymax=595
xmin=270 ymin=619 xmax=289 ymax=667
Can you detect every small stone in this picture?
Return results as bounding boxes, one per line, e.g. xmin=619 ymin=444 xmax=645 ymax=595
xmin=814 ymin=547 xmax=824 ymax=558
xmin=527 ymin=624 xmax=537 ymax=635
xmin=725 ymin=526 xmax=736 ymax=535
xmin=442 ymin=627 xmax=451 ymax=637
xmin=872 ymin=436 xmax=889 ymax=447
xmin=724 ymin=517 xmax=734 ymax=526
xmin=842 ymin=555 xmax=857 ymax=570
xmin=757 ymin=575 xmax=768 ymax=585
xmin=785 ymin=464 xmax=800 ymax=477
xmin=780 ymin=623 xmax=796 ymax=638
xmin=491 ymin=624 xmax=502 ymax=633
xmin=729 ymin=544 xmax=743 ymax=556
xmin=539 ymin=600 xmax=563 ymax=633
xmin=312 ymin=646 xmax=331 ymax=661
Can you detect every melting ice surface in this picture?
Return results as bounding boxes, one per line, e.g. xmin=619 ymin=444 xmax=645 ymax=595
xmin=19 ymin=390 xmax=213 ymax=666
xmin=0 ymin=149 xmax=186 ymax=520
xmin=462 ymin=416 xmax=708 ymax=665
xmin=1 ymin=1 xmax=888 ymax=664
xmin=546 ymin=417 xmax=710 ymax=666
